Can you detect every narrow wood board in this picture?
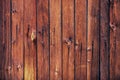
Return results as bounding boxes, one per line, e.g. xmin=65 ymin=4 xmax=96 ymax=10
xmin=3 ymin=0 xmax=12 ymax=79
xmin=100 ymin=0 xmax=110 ymax=80
xmin=37 ymin=0 xmax=49 ymax=79
xmin=0 ymin=0 xmax=5 ymax=79
xmin=24 ymin=0 xmax=37 ymax=79
xmin=11 ymin=0 xmax=24 ymax=79
xmin=62 ymin=0 xmax=74 ymax=80
xmin=110 ymin=0 xmax=120 ymax=79
xmin=50 ymin=0 xmax=62 ymax=80
xmin=87 ymin=0 xmax=100 ymax=80
xmin=75 ymin=0 xmax=87 ymax=80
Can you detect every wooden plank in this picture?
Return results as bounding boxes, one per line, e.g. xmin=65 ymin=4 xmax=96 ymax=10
xmin=87 ymin=0 xmax=100 ymax=80
xmin=110 ymin=0 xmax=116 ymax=79
xmin=110 ymin=0 xmax=120 ymax=79
xmin=37 ymin=0 xmax=49 ymax=79
xmin=62 ymin=0 xmax=74 ymax=80
xmin=24 ymin=0 xmax=37 ymax=79
xmin=50 ymin=0 xmax=62 ymax=80
xmin=75 ymin=0 xmax=87 ymax=80
xmin=100 ymin=0 xmax=110 ymax=80
xmin=3 ymin=0 xmax=12 ymax=80
xmin=11 ymin=0 xmax=24 ymax=80
xmin=0 ymin=0 xmax=5 ymax=79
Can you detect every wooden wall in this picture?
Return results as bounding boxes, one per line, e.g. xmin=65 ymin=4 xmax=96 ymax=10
xmin=0 ymin=0 xmax=120 ymax=80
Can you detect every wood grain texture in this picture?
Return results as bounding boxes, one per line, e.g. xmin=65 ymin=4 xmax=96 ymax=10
xmin=100 ymin=0 xmax=110 ymax=80
xmin=110 ymin=0 xmax=120 ymax=80
xmin=24 ymin=0 xmax=37 ymax=79
xmin=75 ymin=0 xmax=87 ymax=80
xmin=2 ymin=0 xmax=120 ymax=80
xmin=37 ymin=0 xmax=49 ymax=79
xmin=110 ymin=0 xmax=116 ymax=79
xmin=11 ymin=0 xmax=24 ymax=80
xmin=87 ymin=0 xmax=100 ymax=80
xmin=0 ymin=0 xmax=5 ymax=79
xmin=50 ymin=0 xmax=62 ymax=80
xmin=62 ymin=0 xmax=74 ymax=80
xmin=3 ymin=0 xmax=12 ymax=80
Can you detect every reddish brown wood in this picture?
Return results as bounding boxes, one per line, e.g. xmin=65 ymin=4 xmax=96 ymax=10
xmin=100 ymin=0 xmax=110 ymax=80
xmin=50 ymin=0 xmax=62 ymax=80
xmin=110 ymin=0 xmax=116 ymax=79
xmin=62 ymin=0 xmax=74 ymax=80
xmin=87 ymin=0 xmax=100 ymax=80
xmin=110 ymin=0 xmax=120 ymax=80
xmin=11 ymin=0 xmax=24 ymax=80
xmin=24 ymin=0 xmax=37 ymax=80
xmin=3 ymin=0 xmax=12 ymax=80
xmin=75 ymin=0 xmax=87 ymax=80
xmin=37 ymin=0 xmax=49 ymax=79
xmin=0 ymin=0 xmax=5 ymax=79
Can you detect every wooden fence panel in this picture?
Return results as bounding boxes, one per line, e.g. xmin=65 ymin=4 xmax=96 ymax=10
xmin=75 ymin=0 xmax=87 ymax=80
xmin=62 ymin=0 xmax=74 ymax=80
xmin=11 ymin=0 xmax=24 ymax=80
xmin=1 ymin=0 xmax=120 ymax=80
xmin=50 ymin=0 xmax=62 ymax=80
xmin=24 ymin=0 xmax=37 ymax=80
xmin=37 ymin=0 xmax=49 ymax=80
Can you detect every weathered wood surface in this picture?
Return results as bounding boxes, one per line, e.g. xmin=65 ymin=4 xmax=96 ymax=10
xmin=24 ymin=0 xmax=37 ymax=80
xmin=50 ymin=0 xmax=62 ymax=80
xmin=62 ymin=0 xmax=74 ymax=80
xmin=1 ymin=0 xmax=120 ymax=80
xmin=100 ymin=0 xmax=110 ymax=80
xmin=87 ymin=0 xmax=100 ymax=80
xmin=37 ymin=0 xmax=49 ymax=80
xmin=3 ymin=0 xmax=12 ymax=80
xmin=75 ymin=0 xmax=87 ymax=80
xmin=11 ymin=0 xmax=24 ymax=79
xmin=110 ymin=0 xmax=120 ymax=80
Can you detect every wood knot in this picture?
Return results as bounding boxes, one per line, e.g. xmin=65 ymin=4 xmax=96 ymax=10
xmin=64 ymin=37 xmax=73 ymax=46
xmin=31 ymin=30 xmax=36 ymax=41
xmin=6 ymin=66 xmax=12 ymax=74
xmin=110 ymin=23 xmax=116 ymax=31
xmin=17 ymin=64 xmax=22 ymax=71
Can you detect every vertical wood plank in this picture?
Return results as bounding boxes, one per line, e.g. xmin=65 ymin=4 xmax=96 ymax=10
xmin=100 ymin=0 xmax=110 ymax=80
xmin=87 ymin=0 xmax=100 ymax=80
xmin=62 ymin=0 xmax=74 ymax=80
xmin=50 ymin=0 xmax=62 ymax=80
xmin=24 ymin=0 xmax=37 ymax=79
xmin=11 ymin=0 xmax=24 ymax=80
xmin=75 ymin=0 xmax=87 ymax=80
xmin=0 ymin=0 xmax=5 ymax=79
xmin=37 ymin=0 xmax=49 ymax=79
xmin=4 ymin=0 xmax=12 ymax=79
xmin=110 ymin=0 xmax=115 ymax=79
xmin=110 ymin=0 xmax=120 ymax=79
